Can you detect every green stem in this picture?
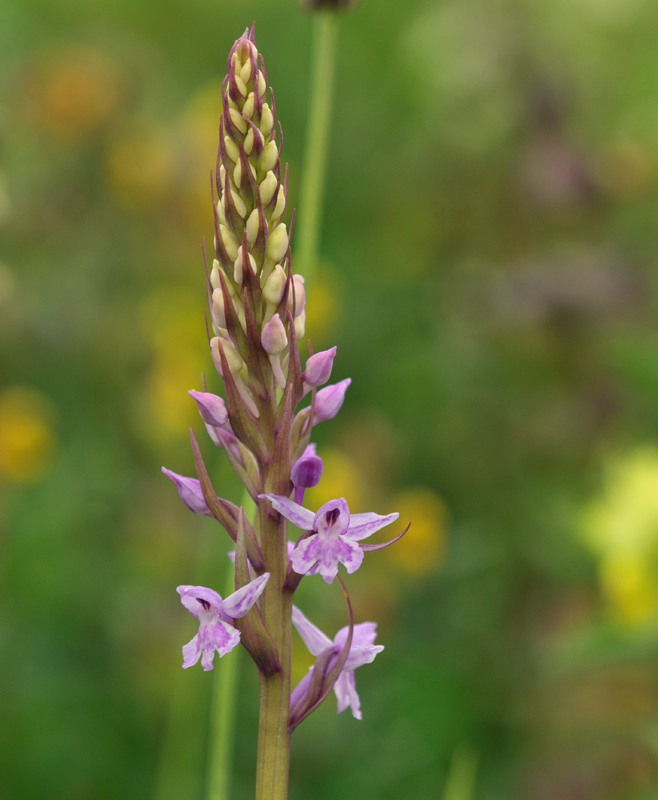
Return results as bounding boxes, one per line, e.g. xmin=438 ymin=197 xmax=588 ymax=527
xmin=254 ymin=503 xmax=292 ymax=800
xmin=205 ymin=563 xmax=242 ymax=800
xmin=296 ymin=10 xmax=339 ymax=285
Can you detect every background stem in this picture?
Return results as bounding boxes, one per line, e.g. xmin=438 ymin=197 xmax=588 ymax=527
xmin=295 ymin=10 xmax=339 ymax=285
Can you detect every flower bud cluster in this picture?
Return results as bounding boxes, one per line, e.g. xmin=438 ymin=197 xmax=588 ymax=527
xmin=209 ymin=27 xmax=307 ymax=416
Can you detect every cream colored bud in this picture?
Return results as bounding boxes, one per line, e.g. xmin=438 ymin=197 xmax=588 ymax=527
xmin=211 ymin=336 xmax=243 ymax=376
xmin=262 ymin=313 xmax=288 ymax=355
xmin=243 ymin=92 xmax=254 ymax=119
xmin=229 ymin=108 xmax=247 ymax=134
xmin=235 ymin=74 xmax=247 ymax=97
xmin=219 ymin=164 xmax=226 ymax=185
xmin=234 ymin=246 xmax=256 ymax=285
xmin=227 ymin=94 xmax=239 ymax=112
xmin=224 ymin=136 xmax=239 ymax=163
xmin=262 ymin=264 xmax=286 ymax=305
xmin=228 ymin=184 xmax=246 ymax=218
xmin=266 ymin=224 xmax=288 ymax=263
xmin=260 ymin=104 xmax=273 ymax=136
xmin=217 ymin=199 xmax=227 ymax=226
xmin=233 ymin=159 xmax=242 ymax=189
xmin=244 ymin=127 xmax=254 ymax=155
xmin=259 ymin=171 xmax=277 ymax=206
xmin=258 ymin=72 xmax=266 ymax=97
xmin=287 ymin=274 xmax=306 ymax=318
xmin=210 ymin=260 xmax=221 ymax=290
xmin=259 ymin=141 xmax=278 ymax=174
xmin=212 ymin=288 xmax=226 ymax=327
xmin=271 ymin=185 xmax=286 ymax=221
xmin=220 ymin=224 xmax=239 ymax=261
xmin=246 ymin=209 xmax=260 ymax=245
xmin=240 ymin=59 xmax=252 ymax=84
xmin=294 ymin=310 xmax=306 ymax=341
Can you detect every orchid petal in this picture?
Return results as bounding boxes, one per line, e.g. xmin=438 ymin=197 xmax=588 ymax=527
xmin=259 ymin=494 xmax=316 ymax=530
xmin=198 ymin=619 xmax=241 ymax=668
xmin=182 ymin=634 xmax=201 ymax=668
xmin=344 ymin=511 xmax=399 ymax=541
xmin=222 ymin=573 xmax=270 ymax=619
xmin=292 ymin=606 xmax=334 ymax=656
xmin=177 ymin=585 xmax=224 ymax=618
xmin=334 ymin=671 xmax=362 ymax=719
xmin=314 ymin=498 xmax=350 ymax=537
xmin=291 ymin=534 xmax=363 ymax=584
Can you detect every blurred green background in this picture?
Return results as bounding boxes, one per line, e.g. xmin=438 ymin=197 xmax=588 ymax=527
xmin=3 ymin=0 xmax=658 ymax=798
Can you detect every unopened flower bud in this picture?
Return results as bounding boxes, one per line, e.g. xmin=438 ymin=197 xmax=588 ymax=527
xmin=240 ymin=59 xmax=252 ymax=84
xmin=294 ymin=309 xmax=306 ymax=340
xmin=291 ymin=443 xmax=323 ymax=492
xmin=260 ymin=104 xmax=273 ymax=135
xmin=260 ymin=171 xmax=277 ymax=206
xmin=246 ymin=209 xmax=260 ymax=245
xmin=258 ymin=72 xmax=266 ymax=97
xmin=162 ymin=468 xmax=211 ymax=516
xmin=220 ymin=224 xmax=239 ymax=261
xmin=211 ymin=336 xmax=243 ymax=376
xmin=313 ymin=378 xmax=351 ymax=424
xmin=287 ymin=274 xmax=306 ymax=317
xmin=212 ymin=288 xmax=226 ymax=327
xmin=225 ymin=136 xmax=239 ymax=162
xmin=259 ymin=141 xmax=279 ymax=174
xmin=210 ymin=260 xmax=221 ymax=290
xmin=234 ymin=246 xmax=256 ymax=284
xmin=243 ymin=92 xmax=255 ymax=119
xmin=244 ymin=127 xmax=254 ymax=155
xmin=229 ymin=107 xmax=247 ymax=134
xmin=304 ymin=346 xmax=337 ymax=388
xmin=261 ymin=313 xmax=288 ymax=355
xmin=262 ymin=265 xmax=286 ymax=305
xmin=266 ymin=224 xmax=288 ymax=263
xmin=234 ymin=73 xmax=248 ymax=97
xmin=271 ymin=185 xmax=286 ymax=223
xmin=188 ymin=391 xmax=228 ymax=427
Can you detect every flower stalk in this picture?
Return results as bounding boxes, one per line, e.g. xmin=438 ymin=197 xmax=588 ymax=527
xmin=163 ymin=25 xmax=406 ymax=800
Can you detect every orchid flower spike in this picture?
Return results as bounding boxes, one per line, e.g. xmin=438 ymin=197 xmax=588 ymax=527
xmin=259 ymin=494 xmax=399 ymax=583
xmin=177 ymin=574 xmax=270 ymax=670
xmin=290 ymin=606 xmax=384 ymax=720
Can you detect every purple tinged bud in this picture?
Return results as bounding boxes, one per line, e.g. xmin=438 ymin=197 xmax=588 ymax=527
xmin=287 ymin=274 xmax=306 ymax=318
xmin=304 ymin=346 xmax=337 ymax=388
xmin=262 ymin=313 xmax=287 ymax=355
xmin=162 ymin=468 xmax=211 ymax=515
xmin=291 ymin=444 xmax=323 ymax=489
xmin=189 ymin=391 xmax=228 ymax=427
xmin=313 ymin=378 xmax=352 ymax=424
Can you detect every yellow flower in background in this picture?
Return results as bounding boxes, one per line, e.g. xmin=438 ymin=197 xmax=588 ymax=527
xmin=106 ymin=120 xmax=175 ymax=211
xmin=386 ymin=487 xmax=447 ymax=573
xmin=0 ymin=387 xmax=57 ymax=482
xmin=305 ymin=447 xmax=367 ymax=513
xmin=25 ymin=46 xmax=120 ymax=140
xmin=140 ymin=287 xmax=209 ymax=436
xmin=600 ymin=552 xmax=657 ymax=626
xmin=581 ymin=446 xmax=658 ymax=625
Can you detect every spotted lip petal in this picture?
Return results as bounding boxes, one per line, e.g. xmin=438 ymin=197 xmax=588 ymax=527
xmin=259 ymin=493 xmax=315 ymax=530
xmin=291 ymin=533 xmax=363 ymax=584
xmin=177 ymin=585 xmax=225 ymax=618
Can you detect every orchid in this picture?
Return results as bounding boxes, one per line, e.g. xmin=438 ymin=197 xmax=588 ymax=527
xmin=177 ymin=574 xmax=269 ymax=670
xmin=260 ymin=494 xmax=399 ymax=583
xmin=290 ymin=606 xmax=384 ymax=720
xmin=161 ymin=25 xmax=405 ymax=800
